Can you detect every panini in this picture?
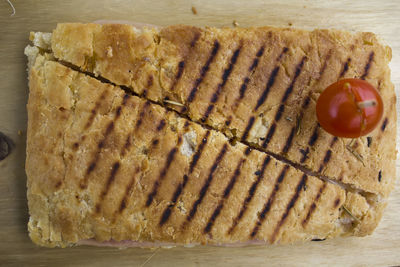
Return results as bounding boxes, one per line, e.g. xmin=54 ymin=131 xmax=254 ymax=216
xmin=25 ymin=23 xmax=396 ymax=247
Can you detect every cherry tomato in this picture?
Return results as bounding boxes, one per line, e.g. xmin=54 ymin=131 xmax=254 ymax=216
xmin=316 ymin=78 xmax=383 ymax=138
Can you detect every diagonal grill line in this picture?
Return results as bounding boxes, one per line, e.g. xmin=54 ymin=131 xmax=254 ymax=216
xmin=201 ymin=44 xmax=242 ymax=122
xmin=226 ymin=44 xmax=266 ymax=127
xmin=254 ymin=47 xmax=289 ymax=112
xmin=238 ymin=45 xmax=265 ymax=100
xmin=184 ymin=143 xmax=228 ymax=226
xmin=250 ymin=165 xmax=289 ymax=238
xmin=282 ymin=94 xmax=312 ymax=155
xmin=302 ymin=182 xmax=327 ymax=227
xmin=186 ymin=40 xmax=220 ymax=104
xmin=159 ymin=130 xmax=211 ymax=226
xmin=228 ymin=155 xmax=271 ymax=235
xmin=361 ymin=52 xmax=374 ymax=80
xmin=203 ymin=157 xmax=246 ymax=234
xmin=146 ymin=146 xmax=179 ymax=207
xmin=270 ymin=174 xmax=307 ymax=243
xmin=261 ymin=56 xmax=307 ymax=149
xmin=169 ymin=33 xmax=201 ymax=92
xmin=95 ymin=161 xmax=121 ymax=213
xmin=117 ymin=167 xmax=140 ymax=214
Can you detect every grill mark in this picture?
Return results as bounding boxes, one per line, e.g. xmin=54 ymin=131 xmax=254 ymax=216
xmin=98 ymin=122 xmax=114 ymax=148
xmin=300 ymin=148 xmax=309 ymax=163
xmin=169 ymin=61 xmax=185 ymax=92
xmin=317 ymin=137 xmax=337 ymax=173
xmin=282 ymin=128 xmax=295 ymax=154
xmin=84 ymin=90 xmax=108 ymax=130
xmin=160 ymin=130 xmax=211 ymax=225
xmin=225 ymin=116 xmax=232 ymax=127
xmin=319 ymin=50 xmax=332 ymax=77
xmin=244 ymin=147 xmax=252 ymax=156
xmin=367 ymin=136 xmax=372 ymax=147
xmin=185 ymin=144 xmax=228 ymax=223
xmin=81 ymin=121 xmax=116 ymax=189
xmin=147 ymin=75 xmax=154 ymax=88
xmin=330 ymin=136 xmax=338 ymax=146
xmin=146 ymin=147 xmax=178 ymax=207
xmin=159 ymin=174 xmax=189 ymax=226
xmin=95 ymin=161 xmax=121 ymax=213
xmin=262 ymin=123 xmax=276 ymax=148
xmin=121 ymin=135 xmax=131 ymax=157
xmin=254 ymin=66 xmax=280 ymax=111
xmin=186 ymin=40 xmax=220 ymax=104
xmin=281 ymin=94 xmax=311 ymax=155
xmin=261 ymin=56 xmax=306 ymax=148
xmin=118 ymin=168 xmax=139 ymax=213
xmin=168 ymin=34 xmax=200 ymax=92
xmin=339 ymin=57 xmax=351 ymax=77
xmin=238 ymin=45 xmax=265 ymax=100
xmin=334 ymin=198 xmax=341 ymax=208
xmin=361 ymin=52 xmax=374 ymax=80
xmin=135 ymin=101 xmax=151 ymax=131
xmin=201 ymin=46 xmax=242 ymax=122
xmin=241 ymin=116 xmax=255 ymax=141
xmin=184 ymin=121 xmax=190 ymax=131
xmin=189 ymin=131 xmax=211 ymax=174
xmin=308 ymin=125 xmax=320 ymax=146
xmin=302 ymin=95 xmax=311 ymax=109
xmin=302 ymin=183 xmax=327 ymax=227
xmin=281 ymin=56 xmax=306 ymax=104
xmin=270 ymin=174 xmax=307 ymax=243
xmin=250 ymin=165 xmax=289 ymax=238
xmin=72 ymin=142 xmax=79 ymax=150
xmin=228 ymin=156 xmax=271 ymax=234
xmin=381 ymin=117 xmax=388 ymax=131
xmin=100 ymin=161 xmax=120 ymax=199
xmin=253 ymin=47 xmax=289 ymax=111
xmin=55 ymin=181 xmax=62 ymax=189
xmin=115 ymin=106 xmax=122 ymax=119
xmin=274 ymin=104 xmax=285 ymax=122
xmin=190 ymin=32 xmax=201 ymax=47
xmin=156 ymin=119 xmax=166 ymax=132
xmin=204 ymin=158 xmax=245 ymax=234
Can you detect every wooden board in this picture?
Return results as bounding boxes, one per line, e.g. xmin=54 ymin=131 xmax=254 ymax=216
xmin=0 ymin=0 xmax=399 ymax=266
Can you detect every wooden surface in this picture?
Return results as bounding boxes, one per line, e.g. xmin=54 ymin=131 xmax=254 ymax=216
xmin=0 ymin=0 xmax=399 ymax=266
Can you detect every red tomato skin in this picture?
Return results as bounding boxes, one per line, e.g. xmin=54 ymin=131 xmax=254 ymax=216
xmin=316 ymin=79 xmax=383 ymax=138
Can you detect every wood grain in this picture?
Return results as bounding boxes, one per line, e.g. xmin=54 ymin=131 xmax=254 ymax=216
xmin=0 ymin=0 xmax=399 ymax=266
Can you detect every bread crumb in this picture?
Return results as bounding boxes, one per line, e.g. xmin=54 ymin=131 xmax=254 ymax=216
xmin=106 ymin=46 xmax=113 ymax=58
xmin=191 ymin=6 xmax=197 ymax=15
xmin=233 ymin=20 xmax=239 ymax=27
xmin=288 ymin=22 xmax=293 ymax=26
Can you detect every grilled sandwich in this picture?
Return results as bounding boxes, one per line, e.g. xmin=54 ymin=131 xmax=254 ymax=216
xmin=25 ymin=23 xmax=396 ymax=247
